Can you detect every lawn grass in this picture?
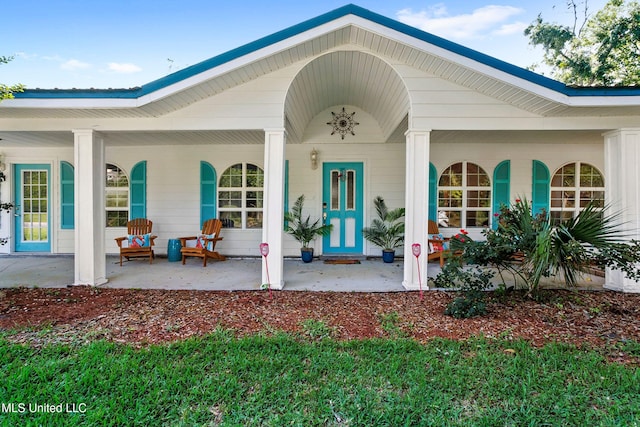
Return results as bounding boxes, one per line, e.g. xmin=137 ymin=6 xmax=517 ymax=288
xmin=1 ymin=330 xmax=639 ymax=426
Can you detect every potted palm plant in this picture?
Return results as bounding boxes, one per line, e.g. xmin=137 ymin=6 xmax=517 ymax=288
xmin=284 ymin=195 xmax=333 ymax=263
xmin=362 ymin=196 xmax=405 ymax=263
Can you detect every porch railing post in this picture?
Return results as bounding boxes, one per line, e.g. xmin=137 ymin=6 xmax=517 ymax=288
xmin=73 ymin=129 xmax=107 ymax=286
xmin=604 ymin=128 xmax=640 ymax=292
xmin=262 ymin=128 xmax=286 ymax=289
xmin=403 ymin=129 xmax=430 ymax=291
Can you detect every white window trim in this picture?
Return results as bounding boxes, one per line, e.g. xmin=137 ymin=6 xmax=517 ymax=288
xmin=438 ymin=161 xmax=491 ymax=229
xmin=218 ymin=163 xmax=264 ymax=229
xmin=550 ymin=161 xmax=605 ymax=221
xmin=105 ymin=163 xmax=129 ymax=228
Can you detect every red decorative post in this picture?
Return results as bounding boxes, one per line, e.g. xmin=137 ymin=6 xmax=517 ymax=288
xmin=260 ymin=243 xmax=272 ymax=299
xmin=412 ymin=243 xmax=423 ymax=300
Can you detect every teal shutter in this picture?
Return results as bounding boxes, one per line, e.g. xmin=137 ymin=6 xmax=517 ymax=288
xmin=429 ymin=163 xmax=437 ymax=222
xmin=200 ymin=161 xmax=217 ymax=227
xmin=130 ymin=161 xmax=147 ymax=219
xmin=532 ymin=160 xmax=550 ymax=216
xmin=492 ymin=160 xmax=510 ymax=229
xmin=60 ymin=161 xmax=74 ymax=229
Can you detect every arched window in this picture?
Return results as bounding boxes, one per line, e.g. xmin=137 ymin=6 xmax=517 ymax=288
xmin=218 ymin=163 xmax=264 ymax=229
xmin=438 ymin=161 xmax=491 ymax=228
xmin=105 ymin=163 xmax=129 ymax=227
xmin=550 ymin=162 xmax=604 ymax=223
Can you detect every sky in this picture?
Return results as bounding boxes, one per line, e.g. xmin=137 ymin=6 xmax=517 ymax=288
xmin=0 ymin=0 xmax=608 ymax=90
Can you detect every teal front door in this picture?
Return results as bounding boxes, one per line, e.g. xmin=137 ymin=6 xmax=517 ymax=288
xmin=14 ymin=164 xmax=51 ymax=252
xmin=322 ymin=162 xmax=363 ymax=254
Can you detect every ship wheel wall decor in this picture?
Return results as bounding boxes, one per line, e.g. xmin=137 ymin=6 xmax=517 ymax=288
xmin=327 ymin=107 xmax=359 ymax=140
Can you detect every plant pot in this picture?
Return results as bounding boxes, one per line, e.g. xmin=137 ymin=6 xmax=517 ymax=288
xmin=382 ymin=249 xmax=395 ymax=263
xmin=301 ymin=248 xmax=314 ymax=263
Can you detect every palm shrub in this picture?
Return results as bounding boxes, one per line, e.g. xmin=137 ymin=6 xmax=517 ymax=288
xmin=0 ymin=202 xmax=13 ymax=245
xmin=284 ymin=195 xmax=333 ymax=249
xmin=362 ymin=196 xmax=405 ymax=251
xmin=435 ymin=198 xmax=640 ymax=302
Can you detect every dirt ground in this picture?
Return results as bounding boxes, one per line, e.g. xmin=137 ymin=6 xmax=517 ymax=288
xmin=1 ymin=287 xmax=639 ymax=365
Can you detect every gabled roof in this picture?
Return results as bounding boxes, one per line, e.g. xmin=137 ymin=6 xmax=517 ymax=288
xmin=15 ymin=4 xmax=640 ymax=100
xmin=4 ymin=3 xmax=640 ymax=120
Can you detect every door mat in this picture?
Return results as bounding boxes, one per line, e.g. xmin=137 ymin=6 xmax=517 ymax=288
xmin=323 ymin=259 xmax=361 ymax=265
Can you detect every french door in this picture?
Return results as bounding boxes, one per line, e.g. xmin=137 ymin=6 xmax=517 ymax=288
xmin=14 ymin=164 xmax=51 ymax=252
xmin=322 ymin=162 xmax=363 ymax=254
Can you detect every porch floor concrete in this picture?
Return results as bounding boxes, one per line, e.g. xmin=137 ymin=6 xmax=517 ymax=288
xmin=0 ymin=254 xmax=605 ymax=292
xmin=0 ymin=255 xmax=422 ymax=292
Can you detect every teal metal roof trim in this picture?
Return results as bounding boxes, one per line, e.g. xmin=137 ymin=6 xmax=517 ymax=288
xmin=15 ymin=4 xmax=640 ymax=100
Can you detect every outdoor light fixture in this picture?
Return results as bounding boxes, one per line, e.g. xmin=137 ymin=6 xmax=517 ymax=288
xmin=310 ymin=148 xmax=318 ymax=170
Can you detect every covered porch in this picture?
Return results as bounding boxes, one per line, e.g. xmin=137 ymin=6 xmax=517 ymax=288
xmin=0 ymin=254 xmax=409 ymax=292
xmin=0 ymin=254 xmax=605 ymax=292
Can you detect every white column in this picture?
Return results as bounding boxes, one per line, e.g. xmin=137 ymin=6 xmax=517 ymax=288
xmin=73 ymin=129 xmax=107 ymax=286
xmin=403 ymin=130 xmax=430 ymax=290
xmin=604 ymin=128 xmax=640 ymax=293
xmin=261 ymin=128 xmax=286 ymax=289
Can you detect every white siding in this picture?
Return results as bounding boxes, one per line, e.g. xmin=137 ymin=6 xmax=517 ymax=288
xmin=431 ymin=132 xmax=603 ymax=240
xmin=0 ymin=131 xmax=605 ymax=258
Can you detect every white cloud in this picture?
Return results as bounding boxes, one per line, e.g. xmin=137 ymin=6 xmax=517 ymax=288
xmin=15 ymin=52 xmax=38 ymax=61
xmin=107 ymin=62 xmax=142 ymax=74
xmin=492 ymin=21 xmax=528 ymax=36
xmin=61 ymin=59 xmax=91 ymax=70
xmin=396 ymin=4 xmax=525 ymax=40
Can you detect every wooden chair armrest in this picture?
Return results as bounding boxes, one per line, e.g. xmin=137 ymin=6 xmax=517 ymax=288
xmin=178 ymin=236 xmax=197 ymax=245
xmin=114 ymin=236 xmax=126 ymax=248
xmin=509 ymin=251 xmax=526 ymax=263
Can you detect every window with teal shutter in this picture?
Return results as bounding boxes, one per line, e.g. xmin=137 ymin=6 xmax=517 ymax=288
xmin=492 ymin=160 xmax=510 ymax=229
xmin=532 ymin=160 xmax=550 ymax=216
xmin=200 ymin=161 xmax=217 ymax=227
xmin=429 ymin=162 xmax=437 ymax=222
xmin=130 ymin=161 xmax=147 ymax=219
xmin=60 ymin=161 xmax=74 ymax=229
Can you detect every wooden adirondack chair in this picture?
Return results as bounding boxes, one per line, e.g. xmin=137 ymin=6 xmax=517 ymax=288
xmin=179 ymin=219 xmax=226 ymax=266
xmin=114 ymin=218 xmax=157 ymax=266
xmin=427 ymin=219 xmax=450 ymax=267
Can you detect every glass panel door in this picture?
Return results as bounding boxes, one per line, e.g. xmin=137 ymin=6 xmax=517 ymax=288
xmin=14 ymin=164 xmax=51 ymax=252
xmin=322 ymin=162 xmax=363 ymax=254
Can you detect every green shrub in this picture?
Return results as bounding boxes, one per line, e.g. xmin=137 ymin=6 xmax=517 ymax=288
xmin=436 ymin=199 xmax=640 ymax=300
xmin=300 ymin=319 xmax=335 ymax=340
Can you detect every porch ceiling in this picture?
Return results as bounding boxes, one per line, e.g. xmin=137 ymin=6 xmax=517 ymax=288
xmin=0 ymin=130 xmax=265 ymax=147
xmin=1 ymin=128 xmax=606 ymax=148
xmin=284 ymin=50 xmax=410 ymax=143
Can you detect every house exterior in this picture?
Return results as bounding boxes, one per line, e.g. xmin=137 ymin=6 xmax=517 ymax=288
xmin=1 ymin=4 xmax=640 ymax=292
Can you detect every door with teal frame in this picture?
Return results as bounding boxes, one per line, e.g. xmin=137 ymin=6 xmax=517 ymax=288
xmin=322 ymin=162 xmax=364 ymax=254
xmin=14 ymin=164 xmax=51 ymax=252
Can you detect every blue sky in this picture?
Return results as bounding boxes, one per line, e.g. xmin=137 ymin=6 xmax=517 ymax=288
xmin=1 ymin=0 xmax=607 ymax=90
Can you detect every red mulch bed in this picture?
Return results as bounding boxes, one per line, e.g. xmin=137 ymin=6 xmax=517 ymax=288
xmin=1 ymin=287 xmax=639 ymax=364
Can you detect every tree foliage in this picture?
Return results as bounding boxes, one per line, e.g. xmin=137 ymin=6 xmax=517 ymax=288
xmin=0 ymin=55 xmax=25 ymax=100
xmin=525 ymin=0 xmax=640 ymax=86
